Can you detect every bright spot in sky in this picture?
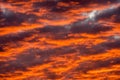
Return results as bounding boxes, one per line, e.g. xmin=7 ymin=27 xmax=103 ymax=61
xmin=88 ymin=10 xmax=97 ymax=20
xmin=113 ymin=35 xmax=120 ymax=40
xmin=0 ymin=5 xmax=9 ymax=16
xmin=0 ymin=4 xmax=13 ymax=16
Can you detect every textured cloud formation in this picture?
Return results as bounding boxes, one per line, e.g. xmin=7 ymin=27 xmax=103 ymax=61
xmin=0 ymin=0 xmax=120 ymax=80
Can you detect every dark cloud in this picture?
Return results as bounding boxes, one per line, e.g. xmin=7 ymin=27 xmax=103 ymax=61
xmin=35 ymin=26 xmax=70 ymax=40
xmin=70 ymin=23 xmax=112 ymax=34
xmin=0 ymin=46 xmax=4 ymax=52
xmin=0 ymin=9 xmax=22 ymax=27
xmin=32 ymin=1 xmax=72 ymax=12
xmin=0 ymin=26 xmax=67 ymax=50
xmin=38 ymin=26 xmax=66 ymax=33
xmin=113 ymin=14 xmax=120 ymax=23
xmin=0 ymin=30 xmax=35 ymax=45
xmin=51 ymin=6 xmax=71 ymax=12
xmin=60 ymin=0 xmax=118 ymax=5
xmin=0 ymin=46 xmax=76 ymax=75
xmin=0 ymin=9 xmax=38 ymax=27
xmin=104 ymin=40 xmax=120 ymax=49
xmin=74 ymin=57 xmax=120 ymax=73
xmin=32 ymin=1 xmax=57 ymax=8
xmin=1 ymin=38 xmax=120 ymax=74
xmin=0 ymin=0 xmax=30 ymax=2
xmin=76 ymin=45 xmax=106 ymax=56
xmin=0 ymin=60 xmax=28 ymax=74
xmin=77 ymin=39 xmax=120 ymax=56
xmin=32 ymin=0 xmax=118 ymax=13
xmin=35 ymin=23 xmax=112 ymax=40
xmin=0 ymin=39 xmax=120 ymax=77
xmin=44 ymin=69 xmax=62 ymax=79
xmin=96 ymin=6 xmax=120 ymax=20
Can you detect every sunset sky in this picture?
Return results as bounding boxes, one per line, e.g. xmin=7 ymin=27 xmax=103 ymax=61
xmin=0 ymin=0 xmax=120 ymax=80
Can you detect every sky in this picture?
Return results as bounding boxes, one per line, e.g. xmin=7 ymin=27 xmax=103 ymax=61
xmin=0 ymin=0 xmax=120 ymax=80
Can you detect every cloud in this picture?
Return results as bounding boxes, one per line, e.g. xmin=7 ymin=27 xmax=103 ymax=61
xmin=77 ymin=39 xmax=120 ymax=56
xmin=0 ymin=9 xmax=38 ymax=27
xmin=0 ymin=30 xmax=34 ymax=45
xmin=96 ymin=6 xmax=120 ymax=20
xmin=104 ymin=40 xmax=120 ymax=49
xmin=0 ymin=0 xmax=120 ymax=79
xmin=74 ymin=57 xmax=120 ymax=73
xmin=0 ymin=46 xmax=76 ymax=74
xmin=60 ymin=0 xmax=118 ymax=5
xmin=1 ymin=38 xmax=120 ymax=74
xmin=0 ymin=46 xmax=4 ymax=52
xmin=38 ymin=26 xmax=66 ymax=33
xmin=32 ymin=1 xmax=58 ymax=8
xmin=70 ymin=22 xmax=112 ymax=34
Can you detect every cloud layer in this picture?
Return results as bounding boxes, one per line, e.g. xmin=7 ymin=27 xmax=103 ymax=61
xmin=0 ymin=0 xmax=120 ymax=80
